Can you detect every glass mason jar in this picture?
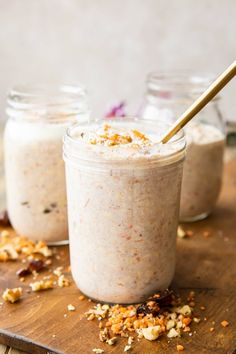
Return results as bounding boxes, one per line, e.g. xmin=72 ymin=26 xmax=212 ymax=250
xmin=4 ymin=84 xmax=89 ymax=244
xmin=63 ymin=118 xmax=186 ymax=304
xmin=140 ymin=73 xmax=225 ymax=222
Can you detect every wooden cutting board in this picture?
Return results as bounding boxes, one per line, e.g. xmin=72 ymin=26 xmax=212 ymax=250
xmin=0 ymin=160 xmax=236 ymax=354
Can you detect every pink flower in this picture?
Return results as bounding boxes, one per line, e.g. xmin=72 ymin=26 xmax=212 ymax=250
xmin=105 ymin=101 xmax=126 ymax=118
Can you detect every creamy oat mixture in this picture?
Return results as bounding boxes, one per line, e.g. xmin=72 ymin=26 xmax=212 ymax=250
xmin=64 ymin=120 xmax=185 ymax=304
xmin=4 ymin=119 xmax=71 ymax=243
xmin=180 ymin=122 xmax=225 ymax=220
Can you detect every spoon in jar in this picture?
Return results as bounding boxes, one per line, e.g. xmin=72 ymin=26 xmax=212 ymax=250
xmin=161 ymin=61 xmax=236 ymax=143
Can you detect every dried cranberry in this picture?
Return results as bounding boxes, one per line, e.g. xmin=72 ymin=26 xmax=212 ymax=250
xmin=29 ymin=259 xmax=45 ymax=272
xmin=137 ymin=290 xmax=174 ymax=316
xmin=16 ymin=268 xmax=31 ymax=277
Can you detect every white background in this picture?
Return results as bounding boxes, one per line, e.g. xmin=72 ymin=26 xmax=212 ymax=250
xmin=0 ymin=0 xmax=235 ymax=120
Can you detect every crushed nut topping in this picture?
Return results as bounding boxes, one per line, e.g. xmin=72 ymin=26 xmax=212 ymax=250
xmin=2 ymin=287 xmax=22 ymax=303
xmin=177 ymin=344 xmax=185 ymax=352
xmin=58 ymin=274 xmax=70 ymax=287
xmin=30 ymin=280 xmax=53 ymax=292
xmin=221 ymin=320 xmax=229 ymax=327
xmin=67 ymin=304 xmax=76 ymax=311
xmin=86 ymin=124 xmax=151 ymax=147
xmin=0 ymin=231 xmax=52 ymax=261
xmin=85 ymin=290 xmax=197 ymax=349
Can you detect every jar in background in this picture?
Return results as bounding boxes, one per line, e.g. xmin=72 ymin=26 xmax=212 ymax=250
xmin=4 ymin=85 xmax=89 ymax=244
xmin=140 ymin=73 xmax=225 ymax=222
xmin=63 ymin=118 xmax=185 ymax=304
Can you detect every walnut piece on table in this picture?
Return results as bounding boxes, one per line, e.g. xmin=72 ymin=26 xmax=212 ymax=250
xmin=2 ymin=287 xmax=22 ymax=303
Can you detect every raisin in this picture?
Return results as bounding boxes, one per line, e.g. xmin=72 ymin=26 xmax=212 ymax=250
xmin=137 ymin=289 xmax=174 ymax=316
xmin=29 ymin=259 xmax=45 ymax=272
xmin=16 ymin=268 xmax=31 ymax=277
xmin=43 ymin=208 xmax=51 ymax=214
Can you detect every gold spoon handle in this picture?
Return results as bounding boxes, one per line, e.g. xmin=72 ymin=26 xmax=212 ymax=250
xmin=161 ymin=61 xmax=236 ymax=143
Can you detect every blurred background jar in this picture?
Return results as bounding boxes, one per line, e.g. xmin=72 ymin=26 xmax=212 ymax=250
xmin=4 ymin=84 xmax=89 ymax=244
xmin=140 ymin=73 xmax=225 ymax=222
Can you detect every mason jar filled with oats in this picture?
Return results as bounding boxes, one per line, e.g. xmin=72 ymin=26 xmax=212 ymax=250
xmin=4 ymin=84 xmax=89 ymax=244
xmin=64 ymin=118 xmax=186 ymax=303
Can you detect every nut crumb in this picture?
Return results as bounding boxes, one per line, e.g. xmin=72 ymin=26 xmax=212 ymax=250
xmin=221 ymin=320 xmax=229 ymax=327
xmin=124 ymin=345 xmax=132 ymax=352
xmin=67 ymin=304 xmax=76 ymax=311
xmin=30 ymin=280 xmax=53 ymax=292
xmin=177 ymin=344 xmax=184 ymax=352
xmin=167 ymin=328 xmax=179 ymax=338
xmin=58 ymin=274 xmax=70 ymax=287
xmin=142 ymin=326 xmax=161 ymax=340
xmin=106 ymin=337 xmax=116 ymax=345
xmin=92 ymin=349 xmax=104 ymax=354
xmin=2 ymin=287 xmax=22 ymax=303
xmin=53 ymin=266 xmax=63 ymax=277
xmin=177 ymin=226 xmax=186 ymax=238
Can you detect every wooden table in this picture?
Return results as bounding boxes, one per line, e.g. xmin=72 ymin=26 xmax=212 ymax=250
xmin=1 ymin=147 xmax=236 ymax=354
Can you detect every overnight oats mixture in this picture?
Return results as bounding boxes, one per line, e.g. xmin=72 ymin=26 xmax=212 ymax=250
xmin=4 ymin=119 xmax=70 ymax=243
xmin=64 ymin=119 xmax=185 ymax=304
xmin=180 ymin=122 xmax=225 ymax=221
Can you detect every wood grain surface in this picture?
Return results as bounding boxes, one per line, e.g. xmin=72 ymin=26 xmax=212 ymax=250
xmin=0 ymin=159 xmax=236 ymax=354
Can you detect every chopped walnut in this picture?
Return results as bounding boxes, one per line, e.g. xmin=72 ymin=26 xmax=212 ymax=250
xmin=58 ymin=274 xmax=70 ymax=287
xmin=106 ymin=337 xmax=117 ymax=346
xmin=124 ymin=345 xmax=132 ymax=352
xmin=30 ymin=280 xmax=53 ymax=292
xmin=2 ymin=287 xmax=22 ymax=303
xmin=167 ymin=328 xmax=180 ymax=338
xmin=177 ymin=344 xmax=184 ymax=352
xmin=177 ymin=226 xmax=186 ymax=238
xmin=221 ymin=320 xmax=229 ymax=327
xmin=34 ymin=241 xmax=52 ymax=257
xmin=142 ymin=326 xmax=161 ymax=341
xmin=67 ymin=304 xmax=76 ymax=311
xmin=53 ymin=266 xmax=63 ymax=277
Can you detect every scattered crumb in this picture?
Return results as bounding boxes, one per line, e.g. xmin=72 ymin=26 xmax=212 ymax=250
xmin=209 ymin=327 xmax=214 ymax=332
xmin=67 ymin=304 xmax=76 ymax=311
xmin=193 ymin=317 xmax=201 ymax=323
xmin=106 ymin=337 xmax=116 ymax=346
xmin=185 ymin=230 xmax=193 ymax=237
xmin=167 ymin=328 xmax=180 ymax=338
xmin=221 ymin=320 xmax=229 ymax=327
xmin=203 ymin=231 xmax=211 ymax=238
xmin=177 ymin=226 xmax=186 ymax=238
xmin=30 ymin=280 xmax=53 ymax=292
xmin=124 ymin=344 xmax=132 ymax=352
xmin=142 ymin=326 xmax=161 ymax=340
xmin=58 ymin=274 xmax=70 ymax=287
xmin=200 ymin=306 xmax=206 ymax=311
xmin=92 ymin=349 xmax=104 ymax=354
xmin=53 ymin=266 xmax=63 ymax=277
xmin=2 ymin=287 xmax=22 ymax=303
xmin=79 ymin=295 xmax=85 ymax=301
xmin=177 ymin=344 xmax=184 ymax=352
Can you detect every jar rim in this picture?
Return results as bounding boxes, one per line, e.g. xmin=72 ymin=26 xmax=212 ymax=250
xmin=63 ymin=117 xmax=186 ymax=167
xmin=7 ymin=83 xmax=89 ymax=122
xmin=147 ymin=71 xmax=220 ymax=101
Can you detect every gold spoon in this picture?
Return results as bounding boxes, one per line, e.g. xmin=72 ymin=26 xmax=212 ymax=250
xmin=161 ymin=61 xmax=236 ymax=143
